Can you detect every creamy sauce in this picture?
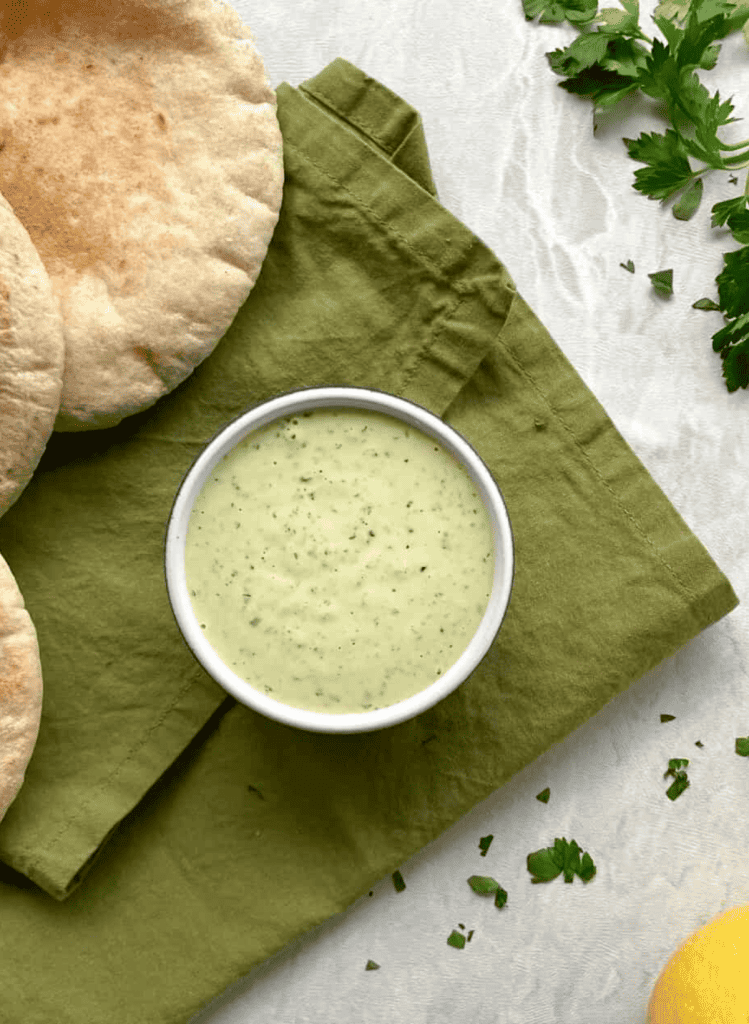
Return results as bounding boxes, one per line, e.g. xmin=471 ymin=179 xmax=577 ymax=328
xmin=184 ymin=407 xmax=494 ymax=713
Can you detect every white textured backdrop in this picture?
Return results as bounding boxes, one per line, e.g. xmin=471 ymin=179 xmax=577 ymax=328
xmin=190 ymin=2 xmax=749 ymax=1021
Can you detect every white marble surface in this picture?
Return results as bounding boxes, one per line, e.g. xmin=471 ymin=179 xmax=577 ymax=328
xmin=190 ymin=2 xmax=749 ymax=1021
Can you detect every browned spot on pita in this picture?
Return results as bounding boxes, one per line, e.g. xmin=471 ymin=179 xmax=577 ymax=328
xmin=0 ymin=51 xmax=174 ymax=294
xmin=133 ymin=345 xmax=162 ymax=372
xmin=0 ymin=1 xmax=213 ymax=59
xmin=0 ymin=275 xmax=11 ymax=334
xmin=0 ymin=0 xmax=218 ymax=297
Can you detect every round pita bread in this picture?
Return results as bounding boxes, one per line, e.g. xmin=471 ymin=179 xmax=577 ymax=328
xmin=0 ymin=190 xmax=65 ymax=518
xmin=0 ymin=0 xmax=284 ymax=432
xmin=0 ymin=551 xmax=42 ymax=825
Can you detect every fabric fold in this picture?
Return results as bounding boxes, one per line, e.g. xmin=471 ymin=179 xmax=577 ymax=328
xmin=299 ymin=57 xmax=438 ymax=196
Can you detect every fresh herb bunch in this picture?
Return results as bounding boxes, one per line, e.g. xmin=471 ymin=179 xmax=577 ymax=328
xmin=523 ymin=0 xmax=749 ymax=391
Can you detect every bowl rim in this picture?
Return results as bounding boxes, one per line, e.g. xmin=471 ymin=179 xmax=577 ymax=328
xmin=164 ymin=385 xmax=514 ymax=734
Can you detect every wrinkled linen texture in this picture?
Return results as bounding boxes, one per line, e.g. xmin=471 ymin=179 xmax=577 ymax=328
xmin=0 ymin=58 xmax=738 ymax=1024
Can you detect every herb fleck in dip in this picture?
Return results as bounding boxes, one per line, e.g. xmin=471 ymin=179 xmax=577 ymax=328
xmin=184 ymin=407 xmax=494 ymax=713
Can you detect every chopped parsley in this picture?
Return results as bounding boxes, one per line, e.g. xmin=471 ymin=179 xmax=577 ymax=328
xmin=648 ymin=268 xmax=674 ymax=296
xmin=468 ymin=875 xmax=509 ymax=908
xmin=664 ymin=757 xmax=690 ymax=799
xmin=527 ymin=837 xmax=597 ymax=883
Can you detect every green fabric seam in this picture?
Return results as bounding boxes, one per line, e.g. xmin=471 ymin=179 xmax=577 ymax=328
xmin=279 ymin=133 xmax=498 ymax=403
xmin=281 ymin=134 xmax=473 ymax=292
xmin=302 ymin=80 xmax=418 ymax=160
xmin=399 ymin=293 xmax=470 ymax=396
xmin=20 ymin=675 xmax=220 ymax=876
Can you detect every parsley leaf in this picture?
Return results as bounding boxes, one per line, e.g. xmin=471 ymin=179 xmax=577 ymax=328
xmin=663 ymin=757 xmax=690 ymax=799
xmin=392 ymin=870 xmax=406 ymax=892
xmin=673 ymin=0 xmax=749 ymax=69
xmin=596 ymin=0 xmax=642 ymax=36
xmin=690 ymin=84 xmax=738 ymax=157
xmin=447 ymin=929 xmax=466 ymax=949
xmin=467 ymin=875 xmax=509 ymax=908
xmin=523 ymin=0 xmax=599 ymax=24
xmin=467 ymin=875 xmax=500 ymax=894
xmin=717 ymin=332 xmax=749 ymax=391
xmin=556 ymin=64 xmax=641 ymax=106
xmin=708 ymin=202 xmax=749 ymax=388
xmin=623 ymin=130 xmax=695 ymax=201
xmin=716 ymin=243 xmax=749 ymax=318
xmin=527 ymin=837 xmax=597 ymax=883
xmin=635 ymin=37 xmax=679 ymax=102
xmin=711 ymin=195 xmax=748 ymax=227
xmin=649 ymin=268 xmax=674 ymax=295
xmin=654 ymin=0 xmax=689 ymax=16
xmin=673 ymin=175 xmax=704 ymax=219
xmin=548 ymin=31 xmax=610 ymax=76
xmin=725 ymin=209 xmax=749 ymax=245
xmin=712 ymin=264 xmax=749 ymax=391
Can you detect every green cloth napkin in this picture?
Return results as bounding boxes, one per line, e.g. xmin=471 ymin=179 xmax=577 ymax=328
xmin=0 ymin=57 xmax=738 ymax=1023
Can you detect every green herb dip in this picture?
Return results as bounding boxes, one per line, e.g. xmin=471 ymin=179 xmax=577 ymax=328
xmin=184 ymin=407 xmax=494 ymax=713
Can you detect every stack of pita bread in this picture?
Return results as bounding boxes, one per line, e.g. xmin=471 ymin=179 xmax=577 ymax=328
xmin=0 ymin=0 xmax=284 ymax=823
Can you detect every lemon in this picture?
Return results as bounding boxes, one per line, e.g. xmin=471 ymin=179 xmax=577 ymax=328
xmin=647 ymin=904 xmax=749 ymax=1023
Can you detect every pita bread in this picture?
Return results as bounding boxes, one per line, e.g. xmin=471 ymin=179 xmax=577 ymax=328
xmin=0 ymin=551 xmax=42 ymax=825
xmin=0 ymin=0 xmax=284 ymax=432
xmin=0 ymin=190 xmax=65 ymax=519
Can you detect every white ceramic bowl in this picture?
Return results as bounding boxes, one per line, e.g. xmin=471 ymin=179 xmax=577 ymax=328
xmin=165 ymin=386 xmax=514 ymax=733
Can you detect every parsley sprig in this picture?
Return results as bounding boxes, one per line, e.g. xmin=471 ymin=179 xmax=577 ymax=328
xmin=523 ymin=0 xmax=749 ymax=391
